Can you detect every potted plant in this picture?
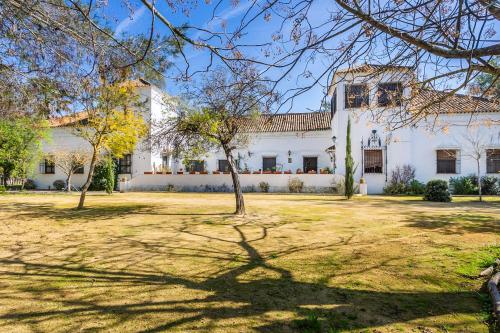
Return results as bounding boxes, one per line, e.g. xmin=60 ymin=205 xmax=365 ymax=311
xmin=308 ymin=169 xmax=316 ymax=174
xmin=223 ymin=170 xmax=230 ymax=174
xmin=144 ymin=171 xmax=153 ymax=174
xmin=242 ymin=169 xmax=251 ymax=174
xmin=296 ymin=168 xmax=303 ymax=174
xmin=177 ymin=169 xmax=184 ymax=175
xmin=284 ymin=169 xmax=292 ymax=174
xmin=189 ymin=170 xmax=196 ymax=175
xmin=263 ymin=169 xmax=272 ymax=174
xmin=213 ymin=170 xmax=221 ymax=174
xmin=253 ymin=170 xmax=261 ymax=174
xmin=200 ymin=170 xmax=208 ymax=174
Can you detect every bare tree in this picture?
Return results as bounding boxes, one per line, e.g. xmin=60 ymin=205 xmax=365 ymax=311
xmin=45 ymin=150 xmax=91 ymax=192
xmin=153 ymin=67 xmax=275 ymax=215
xmin=461 ymin=130 xmax=489 ymax=201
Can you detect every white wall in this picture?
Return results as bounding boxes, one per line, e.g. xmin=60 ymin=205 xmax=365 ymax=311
xmin=125 ymin=173 xmax=344 ymax=193
xmin=330 ymin=69 xmax=500 ymax=194
xmin=174 ymin=130 xmax=336 ymax=174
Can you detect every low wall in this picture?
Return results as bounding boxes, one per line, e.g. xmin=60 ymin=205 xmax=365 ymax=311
xmin=125 ymin=174 xmax=344 ymax=193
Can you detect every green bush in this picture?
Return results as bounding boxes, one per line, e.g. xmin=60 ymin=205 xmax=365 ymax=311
xmin=449 ymin=175 xmax=478 ymax=195
xmin=89 ymin=159 xmax=115 ymax=192
xmin=0 ymin=185 xmax=6 ymax=193
xmin=423 ymin=180 xmax=451 ymax=202
xmin=481 ymin=176 xmax=499 ymax=195
xmin=259 ymin=181 xmax=269 ymax=193
xmin=288 ymin=177 xmax=304 ymax=193
xmin=408 ymin=179 xmax=425 ymax=195
xmin=23 ymin=179 xmax=36 ymax=190
xmin=52 ymin=179 xmax=66 ymax=191
xmin=383 ymin=182 xmax=406 ymax=195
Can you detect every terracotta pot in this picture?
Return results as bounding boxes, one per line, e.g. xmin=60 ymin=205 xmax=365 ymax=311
xmin=177 ymin=172 xmax=183 ymax=175
xmin=144 ymin=171 xmax=153 ymax=174
xmin=200 ymin=171 xmax=208 ymax=174
xmin=253 ymin=171 xmax=261 ymax=174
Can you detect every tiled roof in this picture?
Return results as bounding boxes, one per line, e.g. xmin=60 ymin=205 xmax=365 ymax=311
xmin=409 ymin=89 xmax=499 ymax=114
xmin=49 ymin=112 xmax=88 ymax=127
xmin=240 ymin=112 xmax=332 ymax=133
xmin=336 ymin=63 xmax=413 ymax=74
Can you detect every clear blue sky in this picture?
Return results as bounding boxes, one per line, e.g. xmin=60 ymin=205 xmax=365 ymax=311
xmin=103 ymin=0 xmax=499 ymax=113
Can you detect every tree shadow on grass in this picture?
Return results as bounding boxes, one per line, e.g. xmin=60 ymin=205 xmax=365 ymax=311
xmin=403 ymin=213 xmax=500 ymax=235
xmin=0 ymin=220 xmax=487 ymax=332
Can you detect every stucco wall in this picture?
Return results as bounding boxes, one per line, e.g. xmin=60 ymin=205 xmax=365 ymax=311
xmin=125 ymin=173 xmax=344 ymax=193
xmin=330 ymin=70 xmax=500 ymax=194
xmin=173 ymin=130 xmax=336 ymax=174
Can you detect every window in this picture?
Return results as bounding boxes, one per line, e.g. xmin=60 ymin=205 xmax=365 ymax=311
xmin=487 ymin=149 xmax=500 ymax=173
xmin=188 ymin=160 xmax=205 ymax=172
xmin=303 ymin=157 xmax=318 ymax=173
xmin=377 ymin=82 xmax=403 ymax=107
xmin=118 ymin=154 xmax=132 ymax=174
xmin=436 ymin=150 xmax=458 ymax=174
xmin=364 ymin=150 xmax=383 ymax=173
xmin=331 ymin=89 xmax=337 ymax=116
xmin=44 ymin=159 xmax=55 ymax=174
xmin=262 ymin=157 xmax=276 ymax=171
xmin=74 ymin=165 xmax=84 ymax=174
xmin=162 ymin=155 xmax=170 ymax=169
xmin=218 ymin=160 xmax=230 ymax=172
xmin=345 ymin=84 xmax=369 ymax=108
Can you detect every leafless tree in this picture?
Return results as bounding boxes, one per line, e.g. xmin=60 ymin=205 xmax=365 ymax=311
xmin=152 ymin=67 xmax=275 ymax=215
xmin=461 ymin=129 xmax=490 ymax=201
xmin=46 ymin=150 xmax=91 ymax=192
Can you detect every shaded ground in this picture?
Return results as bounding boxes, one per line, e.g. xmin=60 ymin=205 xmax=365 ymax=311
xmin=0 ymin=193 xmax=498 ymax=332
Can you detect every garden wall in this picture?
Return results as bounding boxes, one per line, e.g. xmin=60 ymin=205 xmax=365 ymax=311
xmin=124 ymin=174 xmax=344 ymax=193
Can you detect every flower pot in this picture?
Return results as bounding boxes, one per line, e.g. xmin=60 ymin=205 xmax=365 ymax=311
xmin=189 ymin=171 xmax=196 ymax=175
xmin=200 ymin=171 xmax=208 ymax=175
xmin=284 ymin=171 xmax=292 ymax=174
xmin=253 ymin=171 xmax=261 ymax=174
xmin=263 ymin=171 xmax=272 ymax=174
xmin=177 ymin=172 xmax=183 ymax=175
xmin=360 ymin=183 xmax=368 ymax=195
xmin=223 ymin=171 xmax=230 ymax=174
xmin=212 ymin=171 xmax=221 ymax=174
xmin=273 ymin=171 xmax=283 ymax=174
xmin=144 ymin=171 xmax=153 ymax=175
xmin=164 ymin=171 xmax=172 ymax=174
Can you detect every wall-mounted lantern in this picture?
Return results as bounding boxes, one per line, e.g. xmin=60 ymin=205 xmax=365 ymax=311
xmin=325 ymin=135 xmax=337 ymax=173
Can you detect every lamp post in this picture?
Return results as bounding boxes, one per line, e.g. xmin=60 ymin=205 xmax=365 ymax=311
xmin=325 ymin=135 xmax=337 ymax=173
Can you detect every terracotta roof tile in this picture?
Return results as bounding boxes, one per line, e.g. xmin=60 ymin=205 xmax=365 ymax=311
xmin=409 ymin=90 xmax=499 ymax=114
xmin=49 ymin=112 xmax=88 ymax=127
xmin=240 ymin=112 xmax=331 ymax=133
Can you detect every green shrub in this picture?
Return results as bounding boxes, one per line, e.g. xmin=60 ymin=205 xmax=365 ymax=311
xmin=288 ymin=177 xmax=304 ymax=193
xmin=52 ymin=179 xmax=66 ymax=191
xmin=259 ymin=181 xmax=270 ymax=193
xmin=0 ymin=185 xmax=6 ymax=193
xmin=89 ymin=159 xmax=115 ymax=191
xmin=449 ymin=175 xmax=478 ymax=195
xmin=23 ymin=179 xmax=36 ymax=190
xmin=481 ymin=176 xmax=499 ymax=195
xmin=424 ymin=180 xmax=451 ymax=202
xmin=383 ymin=182 xmax=406 ymax=195
xmin=408 ymin=179 xmax=425 ymax=195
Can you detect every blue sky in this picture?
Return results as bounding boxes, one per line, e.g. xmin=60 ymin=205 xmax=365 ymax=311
xmin=104 ymin=0 xmax=330 ymax=113
xmin=103 ymin=0 xmax=499 ymax=113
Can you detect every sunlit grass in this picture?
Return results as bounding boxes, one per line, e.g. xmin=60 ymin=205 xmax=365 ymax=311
xmin=0 ymin=192 xmax=498 ymax=332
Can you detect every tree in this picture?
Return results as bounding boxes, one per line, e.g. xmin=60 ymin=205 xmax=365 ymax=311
xmin=104 ymin=158 xmax=115 ymax=195
xmin=344 ymin=117 xmax=355 ymax=199
xmin=74 ymin=80 xmax=147 ymax=209
xmin=461 ymin=131 xmax=489 ymax=202
xmin=0 ymin=117 xmax=48 ymax=187
xmin=45 ymin=150 xmax=91 ymax=192
xmin=153 ymin=68 xmax=274 ymax=215
xmin=470 ymin=58 xmax=500 ymax=100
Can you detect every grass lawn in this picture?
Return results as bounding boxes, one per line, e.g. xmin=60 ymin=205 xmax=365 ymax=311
xmin=0 ymin=192 xmax=499 ymax=332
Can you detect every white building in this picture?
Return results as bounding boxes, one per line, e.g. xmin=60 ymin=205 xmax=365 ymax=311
xmin=33 ymin=66 xmax=500 ymax=193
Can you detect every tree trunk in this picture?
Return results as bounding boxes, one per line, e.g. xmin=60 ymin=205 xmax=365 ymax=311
xmin=77 ymin=149 xmax=98 ymax=209
xmin=66 ymin=172 xmax=73 ymax=193
xmin=477 ymin=159 xmax=482 ymax=202
xmin=223 ymin=145 xmax=245 ymax=215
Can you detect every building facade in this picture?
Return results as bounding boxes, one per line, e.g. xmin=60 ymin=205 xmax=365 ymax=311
xmin=33 ymin=67 xmax=500 ymax=194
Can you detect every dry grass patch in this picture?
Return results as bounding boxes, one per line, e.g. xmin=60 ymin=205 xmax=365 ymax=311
xmin=0 ymin=192 xmax=498 ymax=332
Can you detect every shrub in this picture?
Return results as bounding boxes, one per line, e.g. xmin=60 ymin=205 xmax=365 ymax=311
xmin=384 ymin=164 xmax=419 ymax=195
xmin=481 ymin=176 xmax=499 ymax=195
xmin=408 ymin=179 xmax=425 ymax=195
xmin=89 ymin=159 xmax=115 ymax=191
xmin=166 ymin=184 xmax=176 ymax=192
xmin=259 ymin=181 xmax=270 ymax=193
xmin=52 ymin=179 xmax=66 ymax=191
xmin=424 ymin=180 xmax=451 ymax=202
xmin=288 ymin=177 xmax=304 ymax=193
xmin=449 ymin=175 xmax=478 ymax=195
xmin=23 ymin=179 xmax=36 ymax=190
xmin=0 ymin=185 xmax=5 ymax=193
